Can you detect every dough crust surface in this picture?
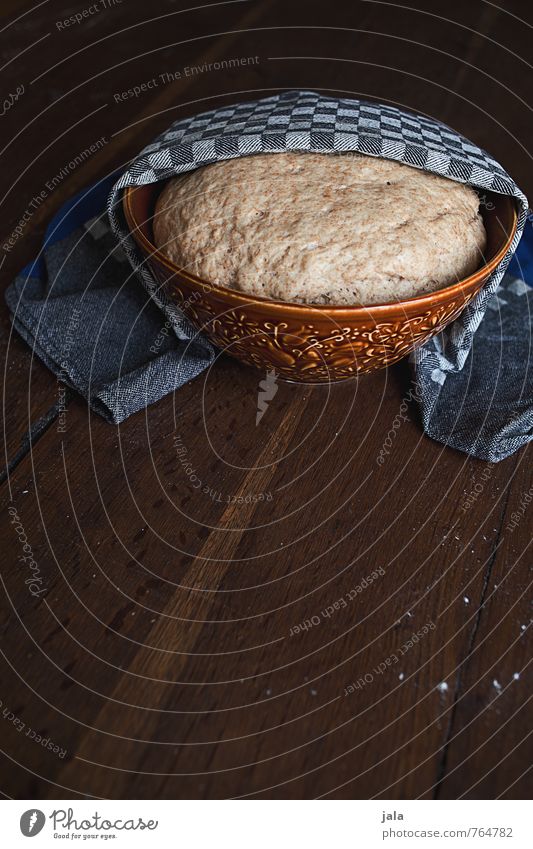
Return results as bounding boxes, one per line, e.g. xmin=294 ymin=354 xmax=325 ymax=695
xmin=153 ymin=152 xmax=487 ymax=306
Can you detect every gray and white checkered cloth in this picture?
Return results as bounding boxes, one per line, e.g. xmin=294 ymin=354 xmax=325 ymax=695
xmin=108 ymin=90 xmax=531 ymax=461
xmin=6 ymin=91 xmax=531 ymax=460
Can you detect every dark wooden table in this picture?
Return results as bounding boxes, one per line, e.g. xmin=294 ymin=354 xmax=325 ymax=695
xmin=1 ymin=0 xmax=531 ymax=800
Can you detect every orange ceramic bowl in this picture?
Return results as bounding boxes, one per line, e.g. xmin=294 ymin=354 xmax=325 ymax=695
xmin=123 ymin=181 xmax=517 ymax=382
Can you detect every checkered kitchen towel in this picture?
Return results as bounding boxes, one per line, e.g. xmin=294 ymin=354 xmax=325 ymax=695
xmin=6 ymin=91 xmax=533 ymax=460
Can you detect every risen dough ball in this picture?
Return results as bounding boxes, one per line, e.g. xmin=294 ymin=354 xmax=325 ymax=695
xmin=153 ymin=152 xmax=487 ymax=306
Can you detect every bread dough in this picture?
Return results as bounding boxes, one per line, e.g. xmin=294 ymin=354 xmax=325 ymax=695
xmin=153 ymin=152 xmax=487 ymax=306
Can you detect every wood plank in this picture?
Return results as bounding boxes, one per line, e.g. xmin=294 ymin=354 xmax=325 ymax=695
xmin=0 ymin=351 xmax=526 ymax=798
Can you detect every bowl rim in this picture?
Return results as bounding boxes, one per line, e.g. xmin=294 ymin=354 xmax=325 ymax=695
xmin=123 ymin=184 xmax=518 ymax=317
